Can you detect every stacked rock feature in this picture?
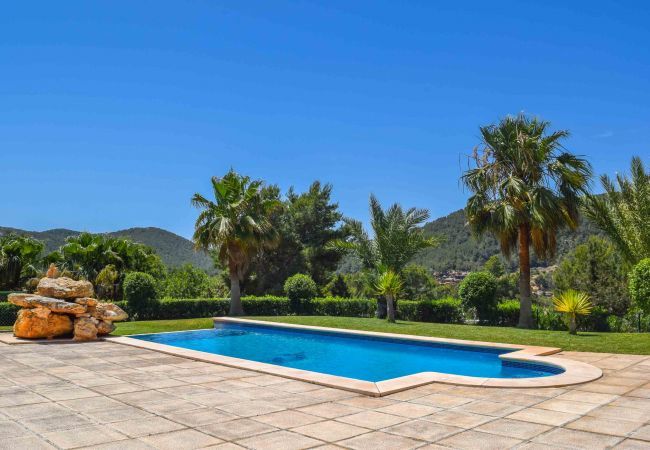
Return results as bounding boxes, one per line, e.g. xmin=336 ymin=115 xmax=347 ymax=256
xmin=8 ymin=265 xmax=128 ymax=341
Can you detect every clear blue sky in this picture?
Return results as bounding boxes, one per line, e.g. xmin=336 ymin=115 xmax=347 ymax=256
xmin=2 ymin=1 xmax=648 ymax=239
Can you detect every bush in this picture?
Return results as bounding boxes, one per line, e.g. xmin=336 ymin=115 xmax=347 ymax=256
xmin=397 ymin=298 xmax=464 ymax=323
xmin=284 ymin=274 xmax=318 ymax=312
xmin=123 ymin=272 xmax=159 ymax=319
xmin=494 ymin=300 xmax=521 ymax=326
xmin=325 ymin=274 xmax=351 ymax=298
xmin=0 ymin=302 xmax=20 ymax=326
xmin=309 ymin=297 xmax=375 ymax=317
xmin=458 ymin=272 xmax=497 ymax=323
xmin=629 ymin=258 xmax=650 ymax=313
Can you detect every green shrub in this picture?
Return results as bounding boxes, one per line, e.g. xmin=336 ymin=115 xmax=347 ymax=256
xmin=397 ymin=298 xmax=464 ymax=323
xmin=0 ymin=302 xmax=20 ymax=326
xmin=458 ymin=272 xmax=497 ymax=323
xmin=309 ymin=297 xmax=375 ymax=317
xmin=494 ymin=300 xmax=521 ymax=326
xmin=629 ymin=258 xmax=650 ymax=313
xmin=284 ymin=274 xmax=318 ymax=312
xmin=123 ymin=272 xmax=159 ymax=319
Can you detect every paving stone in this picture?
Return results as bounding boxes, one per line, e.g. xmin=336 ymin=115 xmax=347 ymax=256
xmin=337 ymin=410 xmax=407 ymax=429
xmin=108 ymin=416 xmax=186 ymax=437
xmin=216 ymin=399 xmax=286 ymax=417
xmin=375 ymin=402 xmax=442 ymax=418
xmin=338 ymin=430 xmax=423 ymax=450
xmin=44 ymin=424 xmax=128 ymax=449
xmin=630 ymin=425 xmax=650 ymax=442
xmin=535 ymin=398 xmax=600 ymax=414
xmin=0 ymin=435 xmax=56 ymax=450
xmin=475 ymin=418 xmax=551 ymax=439
xmin=411 ymin=393 xmax=473 ymax=408
xmin=437 ymin=429 xmax=522 ymax=449
xmin=424 ymin=409 xmax=495 ymax=428
xmin=507 ymin=407 xmax=580 ymax=426
xmin=163 ymin=408 xmax=237 ymax=427
xmin=615 ymin=439 xmax=650 ymax=449
xmin=454 ymin=400 xmax=524 ymax=417
xmin=298 ymin=402 xmax=363 ymax=418
xmin=2 ymin=402 xmax=69 ymax=419
xmin=384 ymin=419 xmax=461 ymax=441
xmin=566 ymin=416 xmax=643 ymax=437
xmin=140 ymin=429 xmax=222 ymax=450
xmin=533 ymin=427 xmax=623 ymax=449
xmin=0 ymin=420 xmax=29 ymax=439
xmin=587 ymin=405 xmax=649 ymax=422
xmin=292 ymin=420 xmax=369 ymax=441
xmin=23 ymin=413 xmax=94 ymax=433
xmin=253 ymin=410 xmax=323 ymax=428
xmin=199 ymin=418 xmax=277 ymax=441
xmin=236 ymin=430 xmax=324 ymax=450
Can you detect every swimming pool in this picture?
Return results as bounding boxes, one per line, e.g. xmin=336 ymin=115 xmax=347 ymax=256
xmin=132 ymin=321 xmax=564 ymax=382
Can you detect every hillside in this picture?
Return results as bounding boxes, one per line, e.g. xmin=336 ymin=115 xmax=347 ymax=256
xmin=0 ymin=226 xmax=214 ymax=272
xmin=412 ymin=208 xmax=603 ymax=272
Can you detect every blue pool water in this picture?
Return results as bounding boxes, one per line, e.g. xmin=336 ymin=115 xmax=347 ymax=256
xmin=133 ymin=322 xmax=563 ymax=382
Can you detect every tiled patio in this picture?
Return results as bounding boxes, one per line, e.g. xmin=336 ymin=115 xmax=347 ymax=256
xmin=1 ymin=340 xmax=649 ymax=449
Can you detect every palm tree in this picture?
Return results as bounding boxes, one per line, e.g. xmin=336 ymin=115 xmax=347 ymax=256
xmin=553 ymin=290 xmax=592 ymax=334
xmin=0 ymin=234 xmax=44 ymax=289
xmin=583 ymin=156 xmax=649 ymax=265
xmin=462 ymin=114 xmax=592 ymax=328
xmin=375 ymin=268 xmax=403 ymax=322
xmin=192 ymin=170 xmax=279 ymax=315
xmin=332 ymin=195 xmax=441 ymax=319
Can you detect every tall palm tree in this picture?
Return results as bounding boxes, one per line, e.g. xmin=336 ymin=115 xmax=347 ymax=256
xmin=0 ymin=234 xmax=44 ymax=289
xmin=462 ymin=114 xmax=592 ymax=328
xmin=332 ymin=195 xmax=441 ymax=319
xmin=192 ymin=170 xmax=279 ymax=315
xmin=583 ymin=156 xmax=649 ymax=265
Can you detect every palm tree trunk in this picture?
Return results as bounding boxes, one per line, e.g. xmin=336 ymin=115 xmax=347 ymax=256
xmin=569 ymin=315 xmax=577 ymax=335
xmin=517 ymin=223 xmax=534 ymax=329
xmin=386 ymin=294 xmax=396 ymax=323
xmin=229 ymin=270 xmax=245 ymax=316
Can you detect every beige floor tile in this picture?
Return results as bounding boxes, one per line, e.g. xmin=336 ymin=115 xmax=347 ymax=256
xmin=615 ymin=439 xmax=650 ymax=449
xmin=437 ymin=429 xmax=522 ymax=449
xmin=535 ymin=398 xmax=599 ymax=414
xmin=411 ymin=393 xmax=473 ymax=408
xmin=424 ymin=409 xmax=494 ymax=428
xmin=338 ymin=430 xmax=423 ymax=450
xmin=588 ymin=405 xmax=649 ymax=422
xmin=630 ymin=425 xmax=650 ymax=442
xmin=22 ymin=413 xmax=94 ymax=433
xmin=140 ymin=429 xmax=222 ymax=450
xmin=2 ymin=402 xmax=69 ymax=419
xmin=216 ymin=399 xmax=286 ymax=417
xmin=199 ymin=418 xmax=276 ymax=441
xmin=292 ymin=420 xmax=369 ymax=441
xmin=236 ymin=430 xmax=324 ymax=450
xmin=0 ymin=420 xmax=30 ymax=439
xmin=44 ymin=425 xmax=128 ymax=449
xmin=108 ymin=416 xmax=186 ymax=437
xmin=507 ymin=407 xmax=580 ymax=426
xmin=475 ymin=418 xmax=551 ymax=439
xmin=0 ymin=435 xmax=57 ymax=450
xmin=556 ymin=390 xmax=619 ymax=405
xmin=298 ymin=402 xmax=363 ymax=418
xmin=454 ymin=400 xmax=524 ymax=417
xmin=163 ymin=408 xmax=237 ymax=427
xmin=533 ymin=428 xmax=623 ymax=449
xmin=254 ymin=410 xmax=323 ymax=428
xmin=566 ymin=416 xmax=643 ymax=437
xmin=384 ymin=419 xmax=462 ymax=441
xmin=337 ymin=397 xmax=397 ymax=409
xmin=375 ymin=402 xmax=442 ymax=418
xmin=337 ymin=410 xmax=407 ymax=429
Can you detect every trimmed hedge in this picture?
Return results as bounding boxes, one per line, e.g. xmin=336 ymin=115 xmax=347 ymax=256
xmin=397 ymin=298 xmax=464 ymax=323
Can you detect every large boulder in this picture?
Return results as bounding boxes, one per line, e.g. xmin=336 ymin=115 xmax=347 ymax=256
xmin=13 ymin=309 xmax=74 ymax=339
xmin=8 ymin=294 xmax=86 ymax=315
xmin=36 ymin=277 xmax=94 ymax=299
xmin=93 ymin=302 xmax=128 ymax=322
xmin=73 ymin=317 xmax=99 ymax=341
xmin=74 ymin=297 xmax=98 ymax=307
xmin=96 ymin=320 xmax=116 ymax=335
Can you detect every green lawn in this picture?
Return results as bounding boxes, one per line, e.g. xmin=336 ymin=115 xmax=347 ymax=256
xmin=110 ymin=316 xmax=650 ymax=355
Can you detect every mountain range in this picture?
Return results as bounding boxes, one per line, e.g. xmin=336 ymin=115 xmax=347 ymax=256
xmin=1 ymin=207 xmax=601 ymax=274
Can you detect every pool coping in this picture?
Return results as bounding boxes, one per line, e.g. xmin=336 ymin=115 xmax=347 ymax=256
xmin=106 ymin=318 xmax=603 ymax=396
